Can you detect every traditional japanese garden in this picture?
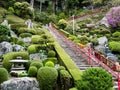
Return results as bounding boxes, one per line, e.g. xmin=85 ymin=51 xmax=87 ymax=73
xmin=0 ymin=0 xmax=120 ymax=90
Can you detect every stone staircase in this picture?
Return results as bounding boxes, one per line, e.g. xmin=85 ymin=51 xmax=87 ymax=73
xmin=47 ymin=26 xmax=118 ymax=90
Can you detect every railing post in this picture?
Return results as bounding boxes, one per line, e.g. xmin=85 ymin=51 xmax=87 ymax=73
xmin=118 ymin=72 xmax=120 ymax=90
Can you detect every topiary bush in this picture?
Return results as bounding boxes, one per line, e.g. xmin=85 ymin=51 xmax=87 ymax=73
xmin=37 ymin=67 xmax=58 ymax=90
xmin=45 ymin=61 xmax=55 ymax=67
xmin=43 ymin=58 xmax=57 ymax=65
xmin=17 ymin=39 xmax=25 ymax=46
xmin=60 ymin=70 xmax=72 ymax=90
xmin=2 ymin=52 xmax=29 ymax=72
xmin=18 ymin=28 xmax=36 ymax=35
xmin=80 ymin=67 xmax=113 ymax=90
xmin=48 ymin=50 xmax=56 ymax=57
xmin=31 ymin=35 xmax=41 ymax=44
xmin=14 ymin=2 xmax=34 ymax=19
xmin=28 ymin=66 xmax=37 ymax=77
xmin=109 ymin=41 xmax=120 ymax=53
xmin=30 ymin=60 xmax=43 ymax=70
xmin=112 ymin=31 xmax=120 ymax=37
xmin=0 ymin=68 xmax=9 ymax=84
xmin=19 ymin=33 xmax=32 ymax=38
xmin=27 ymin=45 xmax=37 ymax=54
xmin=57 ymin=66 xmax=66 ymax=72
xmin=75 ymin=80 xmax=90 ymax=90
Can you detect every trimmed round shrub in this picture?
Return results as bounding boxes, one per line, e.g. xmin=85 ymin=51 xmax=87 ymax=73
xmin=10 ymin=36 xmax=18 ymax=44
xmin=60 ymin=70 xmax=72 ymax=90
xmin=109 ymin=41 xmax=120 ymax=53
xmin=8 ymin=7 xmax=15 ymax=13
xmin=18 ymin=71 xmax=28 ymax=77
xmin=37 ymin=67 xmax=58 ymax=90
xmin=30 ymin=60 xmax=43 ymax=70
xmin=2 ymin=52 xmax=29 ymax=71
xmin=48 ymin=50 xmax=56 ymax=57
xmin=17 ymin=39 xmax=25 ymax=46
xmin=19 ymin=33 xmax=32 ymax=38
xmin=28 ymin=66 xmax=37 ymax=77
xmin=31 ymin=35 xmax=41 ymax=44
xmin=90 ymin=38 xmax=99 ymax=46
xmin=43 ymin=58 xmax=57 ymax=65
xmin=27 ymin=45 xmax=37 ymax=54
xmin=75 ymin=80 xmax=90 ymax=90
xmin=45 ymin=61 xmax=55 ymax=67
xmin=0 ymin=68 xmax=9 ymax=84
xmin=81 ymin=67 xmax=113 ymax=90
xmin=18 ymin=28 xmax=36 ymax=35
xmin=112 ymin=31 xmax=120 ymax=37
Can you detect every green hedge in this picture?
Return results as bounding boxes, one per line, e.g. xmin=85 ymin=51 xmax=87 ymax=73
xmin=54 ymin=42 xmax=82 ymax=83
xmin=28 ymin=66 xmax=37 ymax=77
xmin=60 ymin=70 xmax=72 ymax=90
xmin=109 ymin=41 xmax=120 ymax=53
xmin=43 ymin=57 xmax=57 ymax=65
xmin=18 ymin=28 xmax=36 ymax=35
xmin=27 ymin=45 xmax=37 ymax=54
xmin=60 ymin=29 xmax=70 ymax=37
xmin=30 ymin=60 xmax=43 ymax=70
xmin=0 ymin=68 xmax=9 ymax=84
xmin=37 ymin=67 xmax=58 ymax=90
xmin=45 ymin=61 xmax=55 ymax=67
xmin=47 ymin=50 xmax=56 ymax=57
xmin=2 ymin=51 xmax=29 ymax=71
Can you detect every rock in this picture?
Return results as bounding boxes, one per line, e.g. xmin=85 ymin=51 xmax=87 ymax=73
xmin=99 ymin=17 xmax=110 ymax=28
xmin=12 ymin=44 xmax=24 ymax=52
xmin=0 ymin=77 xmax=40 ymax=90
xmin=98 ymin=36 xmax=108 ymax=45
xmin=0 ymin=41 xmax=12 ymax=55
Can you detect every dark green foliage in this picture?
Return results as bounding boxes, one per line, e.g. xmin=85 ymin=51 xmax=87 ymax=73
xmin=109 ymin=41 xmax=120 ymax=53
xmin=0 ymin=68 xmax=9 ymax=84
xmin=43 ymin=58 xmax=57 ymax=65
xmin=75 ymin=80 xmax=90 ymax=90
xmin=17 ymin=39 xmax=25 ymax=46
xmin=2 ymin=52 xmax=29 ymax=71
xmin=27 ymin=45 xmax=37 ymax=54
xmin=8 ymin=7 xmax=15 ymax=13
xmin=90 ymin=38 xmax=99 ymax=46
xmin=48 ymin=50 xmax=56 ymax=57
xmin=112 ymin=31 xmax=120 ymax=37
xmin=37 ymin=67 xmax=58 ymax=90
xmin=60 ymin=70 xmax=72 ymax=90
xmin=80 ymin=68 xmax=113 ymax=90
xmin=14 ymin=2 xmax=34 ymax=19
xmin=10 ymin=36 xmax=18 ymax=44
xmin=30 ymin=60 xmax=43 ymax=70
xmin=45 ymin=61 xmax=55 ymax=67
xmin=0 ymin=25 xmax=10 ymax=42
xmin=35 ymin=11 xmax=57 ymax=24
xmin=18 ymin=28 xmax=36 ymax=35
xmin=19 ymin=33 xmax=32 ymax=38
xmin=28 ymin=66 xmax=37 ymax=77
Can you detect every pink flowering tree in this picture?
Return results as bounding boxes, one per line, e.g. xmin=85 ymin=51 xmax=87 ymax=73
xmin=106 ymin=6 xmax=120 ymax=28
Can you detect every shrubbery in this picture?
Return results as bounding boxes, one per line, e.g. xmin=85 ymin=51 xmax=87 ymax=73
xmin=48 ymin=50 xmax=56 ymax=57
xmin=18 ymin=28 xmax=36 ymax=35
xmin=0 ymin=25 xmax=10 ymax=42
xmin=31 ymin=35 xmax=41 ymax=44
xmin=0 ymin=68 xmax=9 ymax=84
xmin=109 ymin=41 xmax=120 ymax=53
xmin=37 ymin=67 xmax=58 ymax=90
xmin=45 ymin=61 xmax=55 ymax=67
xmin=3 ymin=52 xmax=29 ymax=71
xmin=112 ymin=31 xmax=120 ymax=37
xmin=76 ymin=68 xmax=113 ymax=90
xmin=27 ymin=45 xmax=37 ymax=54
xmin=28 ymin=66 xmax=37 ymax=77
xmin=43 ymin=58 xmax=57 ymax=65
xmin=19 ymin=33 xmax=32 ymax=38
xmin=60 ymin=70 xmax=72 ymax=90
xmin=14 ymin=2 xmax=34 ymax=19
xmin=30 ymin=60 xmax=43 ymax=70
xmin=57 ymin=19 xmax=68 ymax=29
